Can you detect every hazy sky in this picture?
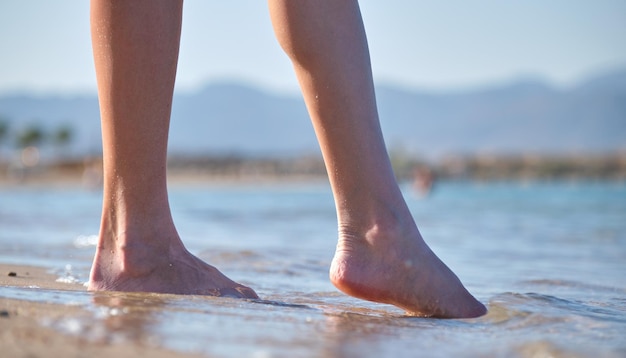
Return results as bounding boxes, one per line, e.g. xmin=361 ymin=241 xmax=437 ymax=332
xmin=1 ymin=1 xmax=625 ymax=95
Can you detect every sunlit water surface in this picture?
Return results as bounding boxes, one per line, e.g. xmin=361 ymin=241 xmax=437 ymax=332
xmin=1 ymin=181 xmax=625 ymax=357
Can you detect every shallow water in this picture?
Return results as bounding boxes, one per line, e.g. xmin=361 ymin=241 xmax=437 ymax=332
xmin=1 ymin=180 xmax=625 ymax=357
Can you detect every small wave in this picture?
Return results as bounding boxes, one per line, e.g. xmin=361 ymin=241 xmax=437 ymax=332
xmin=487 ymin=292 xmax=626 ymax=327
xmin=73 ymin=234 xmax=98 ymax=248
xmin=521 ymin=278 xmax=626 ymax=294
xmin=250 ymin=298 xmax=314 ymax=310
xmin=53 ymin=264 xmax=87 ymax=286
xmin=56 ymin=276 xmax=82 ymax=284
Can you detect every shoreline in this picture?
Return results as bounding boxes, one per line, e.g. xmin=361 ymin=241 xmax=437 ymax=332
xmin=1 ymin=151 xmax=626 ymax=188
xmin=1 ymin=170 xmax=623 ymax=190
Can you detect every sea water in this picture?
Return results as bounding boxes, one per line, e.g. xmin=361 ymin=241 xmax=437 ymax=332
xmin=1 ymin=180 xmax=625 ymax=357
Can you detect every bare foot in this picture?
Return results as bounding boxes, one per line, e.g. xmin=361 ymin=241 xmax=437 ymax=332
xmin=88 ymin=234 xmax=258 ymax=299
xmin=330 ymin=223 xmax=486 ymax=318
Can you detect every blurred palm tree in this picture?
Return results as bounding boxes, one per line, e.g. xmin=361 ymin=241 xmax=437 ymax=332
xmin=0 ymin=117 xmax=8 ymax=147
xmin=17 ymin=124 xmax=46 ymax=149
xmin=53 ymin=124 xmax=73 ymax=160
xmin=54 ymin=125 xmax=72 ymax=146
xmin=0 ymin=117 xmax=8 ymax=164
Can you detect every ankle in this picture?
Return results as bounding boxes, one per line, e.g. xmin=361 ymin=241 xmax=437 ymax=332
xmin=337 ymin=203 xmax=417 ymax=247
xmin=94 ymin=216 xmax=182 ymax=278
xmin=92 ymin=242 xmax=168 ymax=281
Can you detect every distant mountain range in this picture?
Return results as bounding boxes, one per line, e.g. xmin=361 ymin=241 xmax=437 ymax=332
xmin=1 ymin=68 xmax=625 ymax=159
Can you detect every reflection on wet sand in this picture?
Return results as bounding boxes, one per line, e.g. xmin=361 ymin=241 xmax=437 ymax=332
xmin=321 ymin=312 xmax=403 ymax=357
xmin=319 ymin=309 xmax=443 ymax=357
xmin=1 ymin=278 xmax=622 ymax=358
xmin=91 ymin=292 xmax=169 ymax=347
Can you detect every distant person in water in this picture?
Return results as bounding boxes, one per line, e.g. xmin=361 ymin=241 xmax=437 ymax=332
xmin=413 ymin=166 xmax=435 ymax=197
xmin=87 ymin=0 xmax=486 ymax=318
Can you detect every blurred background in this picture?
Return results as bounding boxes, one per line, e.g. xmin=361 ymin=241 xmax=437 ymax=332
xmin=1 ymin=4 xmax=625 ymax=355
xmin=1 ymin=0 xmax=625 ymax=185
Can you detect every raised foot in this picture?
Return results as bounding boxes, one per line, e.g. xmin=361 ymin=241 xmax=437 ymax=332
xmin=88 ymin=247 xmax=258 ymax=299
xmin=329 ymin=232 xmax=487 ymax=318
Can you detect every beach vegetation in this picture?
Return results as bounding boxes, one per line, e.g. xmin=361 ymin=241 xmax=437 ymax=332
xmin=16 ymin=124 xmax=46 ymax=149
xmin=0 ymin=117 xmax=8 ymax=145
xmin=53 ymin=125 xmax=73 ymax=147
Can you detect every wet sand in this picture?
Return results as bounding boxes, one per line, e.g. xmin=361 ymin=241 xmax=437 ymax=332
xmin=3 ymin=262 xmax=616 ymax=358
xmin=0 ymin=264 xmax=202 ymax=358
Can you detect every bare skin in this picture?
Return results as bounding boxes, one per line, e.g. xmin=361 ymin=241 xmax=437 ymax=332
xmin=88 ymin=0 xmax=486 ymax=318
xmin=269 ymin=0 xmax=485 ymax=318
xmin=88 ymin=0 xmax=256 ymax=299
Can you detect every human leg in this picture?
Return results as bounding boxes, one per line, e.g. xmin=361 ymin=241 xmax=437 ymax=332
xmin=268 ymin=0 xmax=485 ymax=317
xmin=88 ymin=0 xmax=256 ymax=298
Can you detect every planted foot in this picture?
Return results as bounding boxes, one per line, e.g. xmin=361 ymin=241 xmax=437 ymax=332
xmin=88 ymin=238 xmax=257 ymax=299
xmin=330 ymin=224 xmax=486 ymax=318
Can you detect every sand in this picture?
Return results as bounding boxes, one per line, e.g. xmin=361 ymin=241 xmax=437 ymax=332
xmin=0 ymin=264 xmax=203 ymax=358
